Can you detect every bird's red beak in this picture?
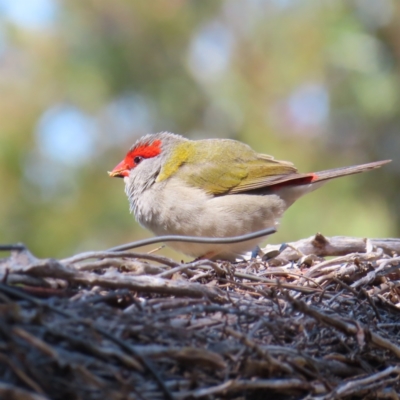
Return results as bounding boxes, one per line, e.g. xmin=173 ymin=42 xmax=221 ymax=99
xmin=108 ymin=159 xmax=130 ymax=178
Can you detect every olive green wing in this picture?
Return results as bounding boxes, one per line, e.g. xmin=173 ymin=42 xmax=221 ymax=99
xmin=157 ymin=139 xmax=298 ymax=195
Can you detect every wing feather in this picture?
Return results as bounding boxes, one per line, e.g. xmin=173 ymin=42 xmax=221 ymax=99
xmin=167 ymin=139 xmax=298 ymax=195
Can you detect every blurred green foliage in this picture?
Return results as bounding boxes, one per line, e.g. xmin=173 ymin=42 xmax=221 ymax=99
xmin=0 ymin=0 xmax=399 ymax=259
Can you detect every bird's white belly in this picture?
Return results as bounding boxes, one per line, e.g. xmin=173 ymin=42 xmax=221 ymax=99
xmin=131 ymin=180 xmax=286 ymax=260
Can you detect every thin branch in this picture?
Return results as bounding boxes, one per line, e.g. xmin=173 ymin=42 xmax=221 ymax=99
xmin=265 ymin=233 xmax=400 ymax=262
xmin=331 ymin=366 xmax=400 ymax=398
xmin=0 ymin=283 xmax=175 ymax=400
xmin=62 ymin=251 xmax=178 ymax=267
xmin=106 ymin=227 xmax=276 ymax=252
xmin=0 ymin=244 xmax=27 ymax=252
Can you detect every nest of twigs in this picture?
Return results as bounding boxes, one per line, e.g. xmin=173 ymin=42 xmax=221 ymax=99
xmin=0 ymin=233 xmax=399 ymax=400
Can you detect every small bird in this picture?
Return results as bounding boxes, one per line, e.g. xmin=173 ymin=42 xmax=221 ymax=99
xmin=109 ymin=132 xmax=390 ymax=260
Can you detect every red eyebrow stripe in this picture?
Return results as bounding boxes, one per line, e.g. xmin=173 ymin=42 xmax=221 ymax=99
xmin=126 ymin=140 xmax=162 ymax=164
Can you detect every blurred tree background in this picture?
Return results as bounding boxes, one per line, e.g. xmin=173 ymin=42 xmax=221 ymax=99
xmin=0 ymin=0 xmax=399 ymax=259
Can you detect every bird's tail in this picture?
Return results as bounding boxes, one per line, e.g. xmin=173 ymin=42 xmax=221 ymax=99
xmin=309 ymin=160 xmax=391 ymax=183
xmin=270 ymin=159 xmax=391 ymax=187
xmin=271 ymin=159 xmax=391 ymax=207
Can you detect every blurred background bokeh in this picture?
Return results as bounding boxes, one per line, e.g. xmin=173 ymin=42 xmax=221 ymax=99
xmin=0 ymin=0 xmax=399 ymax=259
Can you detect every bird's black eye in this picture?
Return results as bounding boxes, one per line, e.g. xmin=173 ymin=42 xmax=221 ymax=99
xmin=134 ymin=156 xmax=143 ymax=165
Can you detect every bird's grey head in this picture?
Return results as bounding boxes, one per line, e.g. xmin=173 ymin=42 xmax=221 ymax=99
xmin=108 ymin=131 xmax=187 ymax=211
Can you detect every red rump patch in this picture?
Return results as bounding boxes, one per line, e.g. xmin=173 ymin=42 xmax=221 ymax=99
xmin=290 ymin=173 xmax=318 ymax=184
xmin=125 ymin=139 xmax=162 ymax=168
xmin=269 ymin=173 xmax=318 ymax=191
xmin=310 ymin=173 xmax=318 ymax=182
xmin=287 ymin=174 xmax=318 ymax=185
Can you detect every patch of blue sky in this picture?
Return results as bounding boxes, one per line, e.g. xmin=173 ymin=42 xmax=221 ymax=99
xmin=102 ymin=94 xmax=154 ymax=144
xmin=36 ymin=104 xmax=97 ymax=166
xmin=287 ymin=83 xmax=330 ymax=129
xmin=0 ymin=0 xmax=58 ymax=30
xmin=270 ymin=0 xmax=298 ymax=9
xmin=187 ymin=21 xmax=234 ymax=83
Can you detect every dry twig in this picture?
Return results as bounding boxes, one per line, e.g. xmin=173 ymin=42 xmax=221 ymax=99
xmin=0 ymin=234 xmax=399 ymax=399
